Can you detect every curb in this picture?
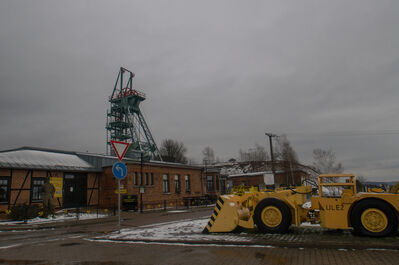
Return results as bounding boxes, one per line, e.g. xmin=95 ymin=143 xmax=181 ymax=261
xmin=88 ymin=237 xmax=399 ymax=251
xmin=0 ymin=216 xmax=118 ymax=231
xmin=0 ymin=206 xmax=213 ymax=232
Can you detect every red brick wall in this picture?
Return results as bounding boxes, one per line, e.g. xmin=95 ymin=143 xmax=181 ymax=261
xmin=275 ymin=171 xmax=307 ymax=186
xmin=0 ymin=169 xmax=32 ymax=212
xmin=0 ymin=169 xmax=50 ymax=212
xmin=230 ymin=175 xmax=264 ymax=187
xmin=99 ymin=163 xmax=203 ymax=210
xmin=1 ymin=163 xmax=204 ymax=214
xmin=0 ymin=169 xmax=100 ymax=214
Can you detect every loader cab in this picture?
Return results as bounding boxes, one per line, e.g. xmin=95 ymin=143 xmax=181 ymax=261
xmin=311 ymin=174 xmax=357 ymax=229
xmin=318 ymin=174 xmax=357 ymax=198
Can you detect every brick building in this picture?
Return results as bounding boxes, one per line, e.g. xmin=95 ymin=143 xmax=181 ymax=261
xmin=0 ymin=147 xmax=101 ymax=214
xmin=100 ymin=160 xmax=204 ymax=210
xmin=1 ymin=146 xmax=315 ymax=217
xmin=229 ymin=171 xmax=274 ymax=188
xmin=227 ymin=170 xmax=310 ymax=191
xmin=0 ymin=147 xmax=220 ymax=216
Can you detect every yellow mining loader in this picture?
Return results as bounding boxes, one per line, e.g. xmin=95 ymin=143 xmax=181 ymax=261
xmin=203 ymin=174 xmax=399 ymax=237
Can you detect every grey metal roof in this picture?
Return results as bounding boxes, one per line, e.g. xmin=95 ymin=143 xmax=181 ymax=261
xmin=0 ymin=149 xmax=99 ymax=172
xmin=0 ymin=147 xmax=203 ymax=172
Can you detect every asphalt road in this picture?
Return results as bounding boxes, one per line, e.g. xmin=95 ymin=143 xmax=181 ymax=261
xmin=0 ymin=207 xmax=398 ymax=265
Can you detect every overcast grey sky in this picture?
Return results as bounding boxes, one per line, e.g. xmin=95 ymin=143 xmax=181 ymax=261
xmin=1 ymin=1 xmax=399 ymax=181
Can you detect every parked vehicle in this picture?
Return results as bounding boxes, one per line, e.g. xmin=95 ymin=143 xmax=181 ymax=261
xmin=203 ymin=174 xmax=399 ymax=237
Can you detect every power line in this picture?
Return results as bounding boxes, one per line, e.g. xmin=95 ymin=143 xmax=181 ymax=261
xmin=284 ymin=129 xmax=399 ymax=137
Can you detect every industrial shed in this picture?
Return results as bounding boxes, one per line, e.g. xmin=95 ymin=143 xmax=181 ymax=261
xmin=0 ymin=147 xmax=101 ymax=213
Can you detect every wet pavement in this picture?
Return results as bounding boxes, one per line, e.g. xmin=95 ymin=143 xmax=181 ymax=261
xmin=0 ymin=207 xmax=398 ymax=264
xmin=86 ymin=209 xmax=399 ymax=251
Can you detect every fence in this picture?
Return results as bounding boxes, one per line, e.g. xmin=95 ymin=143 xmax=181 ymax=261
xmin=1 ymin=195 xmax=218 ymax=222
xmin=111 ymin=195 xmax=217 ymax=213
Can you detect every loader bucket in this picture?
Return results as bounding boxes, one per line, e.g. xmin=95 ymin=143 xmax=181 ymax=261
xmin=202 ymin=196 xmax=240 ymax=233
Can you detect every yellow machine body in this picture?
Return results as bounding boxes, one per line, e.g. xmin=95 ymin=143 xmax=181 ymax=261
xmin=203 ymin=186 xmax=311 ymax=233
xmin=203 ymin=174 xmax=399 ymax=237
xmin=391 ymin=182 xmax=399 ymax=193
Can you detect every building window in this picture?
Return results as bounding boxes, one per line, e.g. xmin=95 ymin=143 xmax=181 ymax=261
xmin=163 ymin=174 xmax=170 ymax=193
xmin=207 ymin=175 xmax=214 ymax=192
xmin=215 ymin=175 xmax=219 ymax=191
xmin=145 ymin=173 xmax=149 ymax=186
xmin=134 ymin=172 xmax=138 ymax=186
xmin=31 ymin=177 xmax=46 ymax=201
xmin=220 ymin=179 xmax=226 ymax=194
xmin=185 ymin=175 xmax=190 ymax=193
xmin=174 ymin=174 xmax=180 ymax=194
xmin=150 ymin=173 xmax=154 ymax=186
xmin=0 ymin=177 xmax=10 ymax=203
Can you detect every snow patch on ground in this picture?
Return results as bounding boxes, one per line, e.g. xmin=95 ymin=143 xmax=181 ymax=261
xmin=101 ymin=218 xmax=323 ymax=243
xmin=0 ymin=213 xmax=107 ymax=225
xmin=0 ymin=243 xmax=22 ymax=249
xmin=299 ymin=222 xmax=321 ymax=227
xmin=104 ymin=218 xmax=252 ymax=242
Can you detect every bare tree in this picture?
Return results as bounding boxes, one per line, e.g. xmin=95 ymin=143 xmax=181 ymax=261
xmin=238 ymin=149 xmax=246 ymax=162
xmin=312 ymin=148 xmax=343 ymax=174
xmin=274 ymin=135 xmax=299 ymax=185
xmin=239 ymin=143 xmax=269 ymax=162
xmin=356 ymin=175 xmax=366 ymax=192
xmin=202 ymin=146 xmax=215 ymax=164
xmin=160 ymin=139 xmax=188 ymax=164
xmin=275 ymin=135 xmax=298 ymax=164
xmin=228 ymin=158 xmax=237 ymax=163
xmin=187 ymin=157 xmax=197 ymax=165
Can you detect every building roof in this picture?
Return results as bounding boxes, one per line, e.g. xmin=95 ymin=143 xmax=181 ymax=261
xmin=0 ymin=146 xmax=202 ymax=172
xmin=228 ymin=171 xmax=273 ymax=178
xmin=203 ymin=168 xmax=220 ymax=173
xmin=0 ymin=148 xmax=99 ymax=172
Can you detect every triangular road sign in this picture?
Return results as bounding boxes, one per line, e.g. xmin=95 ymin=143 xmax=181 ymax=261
xmin=110 ymin=140 xmax=130 ymax=160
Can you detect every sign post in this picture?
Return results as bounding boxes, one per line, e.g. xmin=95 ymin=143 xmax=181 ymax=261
xmin=110 ymin=140 xmax=130 ymax=233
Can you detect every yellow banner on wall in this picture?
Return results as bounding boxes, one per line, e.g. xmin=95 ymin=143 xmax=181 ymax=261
xmin=114 ymin=189 xmax=127 ymax=194
xmin=50 ymin=176 xmax=63 ymax=198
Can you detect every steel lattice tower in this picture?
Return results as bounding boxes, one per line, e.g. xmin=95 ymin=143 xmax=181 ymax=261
xmin=106 ymin=67 xmax=162 ymax=160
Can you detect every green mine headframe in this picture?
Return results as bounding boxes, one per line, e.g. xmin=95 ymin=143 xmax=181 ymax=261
xmin=106 ymin=67 xmax=162 ymax=161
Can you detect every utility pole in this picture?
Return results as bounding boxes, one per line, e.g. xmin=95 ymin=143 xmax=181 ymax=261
xmin=265 ymin=133 xmax=278 ymax=187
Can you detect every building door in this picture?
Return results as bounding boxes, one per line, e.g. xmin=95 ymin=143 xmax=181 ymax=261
xmin=63 ymin=173 xmax=87 ymax=208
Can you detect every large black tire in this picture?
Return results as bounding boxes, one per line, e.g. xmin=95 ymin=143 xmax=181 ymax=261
xmin=351 ymin=199 xmax=397 ymax=237
xmin=254 ymin=198 xmax=291 ymax=234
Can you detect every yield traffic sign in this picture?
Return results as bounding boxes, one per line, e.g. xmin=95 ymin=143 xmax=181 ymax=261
xmin=110 ymin=140 xmax=130 ymax=160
